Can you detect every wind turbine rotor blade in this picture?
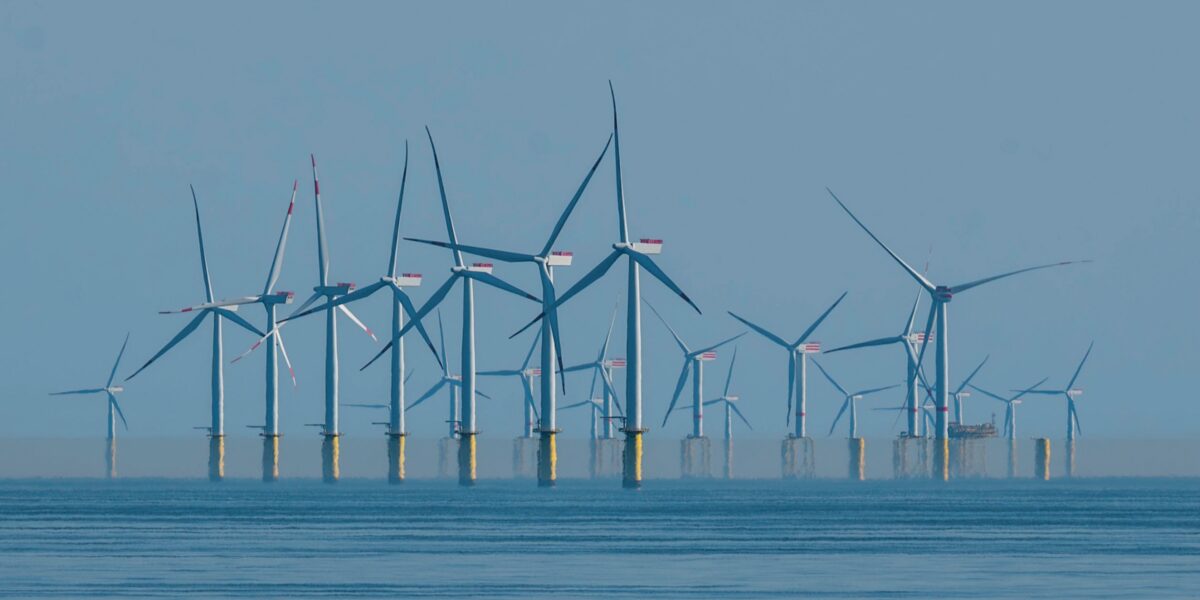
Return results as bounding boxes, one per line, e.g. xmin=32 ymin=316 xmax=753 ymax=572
xmin=912 ymin=300 xmax=939 ymax=378
xmin=1009 ymin=377 xmax=1050 ymax=402
xmin=477 ymin=369 xmax=521 ymax=376
xmin=559 ymin=400 xmax=593 ymax=410
xmin=405 ymin=238 xmax=534 ymax=264
xmin=586 ymin=363 xmax=599 ymax=403
xmin=274 ymin=328 xmax=297 ymax=387
xmin=509 ymin=250 xmax=621 ymax=339
xmin=644 ymin=300 xmax=690 ymax=354
xmin=391 ymin=288 xmax=443 ymax=368
xmin=967 ymin=384 xmax=1009 ymax=403
xmin=520 ymin=329 xmax=540 ymax=370
xmin=410 ymin=380 xmax=448 ymax=410
xmin=49 ymin=388 xmax=105 ymax=396
xmin=828 ymin=397 xmax=851 ymax=436
xmin=396 ymin=276 xmax=460 ymax=342
xmin=263 ymin=181 xmax=298 ymax=295
xmin=125 ymin=312 xmax=208 ymax=381
xmin=214 ymin=308 xmax=266 ymax=337
xmin=955 ymin=355 xmax=990 ymax=395
xmin=625 ymin=250 xmax=700 ymax=314
xmin=345 ymin=403 xmax=388 ymax=409
xmin=727 ymin=312 xmax=790 ymax=348
xmin=694 ymin=332 xmax=746 ymax=356
xmin=521 ymin=377 xmax=538 ymax=421
xmin=794 ymin=291 xmax=847 ymax=346
xmin=855 ymin=383 xmax=902 ymax=397
xmin=160 ymin=297 xmax=261 ymax=314
xmin=904 ymin=289 xmax=922 ymax=337
xmin=387 ymin=141 xmax=409 ymax=278
xmin=1069 ymin=397 xmax=1082 ymax=436
xmin=542 ymin=133 xmax=613 ymax=256
xmin=190 ymin=185 xmax=214 ymax=302
xmin=599 ymin=368 xmax=621 ymax=406
xmin=661 ymin=361 xmax=692 ymax=427
xmin=107 ymin=333 xmax=131 ymax=387
xmin=722 ymin=346 xmax=738 ymax=397
xmin=786 ymin=353 xmax=795 ymax=426
xmin=609 ymin=81 xmax=629 ymax=243
xmin=436 ymin=310 xmax=448 ymax=375
xmin=1014 ymin=390 xmax=1062 ymax=395
xmin=560 ymin=363 xmax=595 ymax=373
xmin=425 ymin=126 xmax=463 ymax=267
xmin=338 ymin=305 xmax=377 ymax=342
xmin=405 ymin=369 xmax=416 ymax=384
xmin=1066 ymin=341 xmax=1095 ymax=391
xmin=730 ymin=402 xmax=753 ymax=430
xmin=467 ymin=271 xmax=539 ymax=302
xmin=826 ymin=188 xmax=935 ymax=292
xmin=948 ymin=260 xmax=1091 ymax=295
xmin=310 ymin=154 xmax=331 ymax=285
xmin=540 ymin=268 xmax=567 ymax=388
xmin=824 ymin=336 xmax=902 ymax=355
xmin=598 ymin=302 xmax=619 ymax=361
xmin=107 ymin=392 xmax=129 ymax=431
xmin=288 ymin=292 xmax=324 ymax=320
xmin=285 ymin=281 xmax=387 ymax=322
xmin=360 ymin=341 xmax=392 ymax=372
xmin=810 ymin=358 xmax=849 ymax=396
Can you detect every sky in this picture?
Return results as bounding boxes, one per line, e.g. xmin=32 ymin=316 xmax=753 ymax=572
xmin=2 ymin=0 xmax=1197 ymax=442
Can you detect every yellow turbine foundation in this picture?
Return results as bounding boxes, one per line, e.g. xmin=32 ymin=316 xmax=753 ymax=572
xmin=262 ymin=435 xmax=280 ymax=482
xmin=932 ymin=437 xmax=950 ymax=481
xmin=622 ymin=431 xmax=643 ymax=489
xmin=1035 ymin=438 xmax=1051 ymax=480
xmin=537 ymin=432 xmax=557 ymax=487
xmin=458 ymin=433 xmax=477 ymax=486
xmin=387 ymin=434 xmax=406 ymax=483
xmin=208 ymin=436 xmax=225 ymax=481
xmin=848 ymin=438 xmax=866 ymax=481
xmin=321 ymin=436 xmax=340 ymax=483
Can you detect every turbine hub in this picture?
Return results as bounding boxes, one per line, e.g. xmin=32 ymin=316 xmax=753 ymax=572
xmin=935 ymin=286 xmax=953 ymax=301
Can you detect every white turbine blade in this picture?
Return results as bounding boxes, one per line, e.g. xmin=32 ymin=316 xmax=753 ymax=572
xmin=263 ymin=180 xmax=298 ymax=295
xmin=694 ymin=332 xmax=745 ymax=356
xmin=520 ymin=330 xmax=540 ymax=370
xmin=644 ymin=300 xmax=690 ymax=354
xmin=126 ymin=312 xmax=209 ymax=381
xmin=338 ymin=305 xmax=377 ymax=342
xmin=1069 ymin=398 xmax=1082 ymax=436
xmin=786 ymin=353 xmax=795 ymax=426
xmin=826 ymin=188 xmax=934 ymax=292
xmin=344 ymin=403 xmax=388 ymax=409
xmin=661 ymin=360 xmax=692 ymax=427
xmin=392 ymin=286 xmax=443 ymax=370
xmin=49 ymin=388 xmax=105 ymax=396
xmin=598 ymin=301 xmax=619 ymax=361
xmin=599 ymin=368 xmax=621 ymax=406
xmin=406 ymin=237 xmax=534 ymax=264
xmin=1009 ymin=377 xmax=1050 ymax=402
xmin=903 ymin=288 xmax=922 ymax=337
xmin=955 ymin=355 xmax=990 ymax=395
xmin=793 ymin=292 xmax=847 ymax=346
xmin=275 ymin=329 xmax=297 ymax=387
xmin=560 ymin=363 xmax=595 ymax=374
xmin=230 ymin=323 xmax=287 ymax=365
xmin=310 ymin=154 xmax=331 ymax=285
xmin=911 ymin=300 xmax=939 ymax=380
xmin=730 ymin=403 xmax=753 ymax=431
xmin=625 ymin=249 xmax=700 ymax=314
xmin=107 ymin=391 xmax=129 ymax=431
xmin=828 ymin=397 xmax=851 ymax=436
xmin=559 ymin=400 xmax=594 ymax=410
xmin=107 ymin=333 xmax=131 ymax=387
xmin=477 ymin=369 xmax=521 ymax=377
xmin=824 ymin=335 xmax=902 ymax=355
xmin=1066 ymin=341 xmax=1094 ymax=391
xmin=289 ymin=292 xmax=323 ymax=319
xmin=855 ymin=383 xmax=901 ymax=397
xmin=467 ymin=271 xmax=539 ymax=303
xmin=722 ymin=346 xmax=738 ymax=397
xmin=509 ymin=250 xmax=622 ymax=340
xmin=285 ymin=281 xmax=387 ymax=322
xmin=727 ymin=311 xmax=790 ymax=349
xmin=810 ymin=358 xmax=848 ymax=396
xmin=949 ymin=260 xmax=1090 ymax=295
xmin=409 ymin=379 xmax=448 ymax=410
xmin=159 ymin=296 xmax=260 ymax=314
xmin=213 ymin=308 xmax=265 ymax=337
xmin=967 ymin=384 xmax=1010 ymax=403
xmin=542 ymin=133 xmax=613 ymax=256
xmin=190 ymin=185 xmax=214 ymax=303
xmin=387 ymin=141 xmax=409 ymax=278
xmin=425 ymin=127 xmax=464 ymax=267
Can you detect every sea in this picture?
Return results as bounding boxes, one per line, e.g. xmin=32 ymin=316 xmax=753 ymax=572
xmin=0 ymin=477 xmax=1196 ymax=598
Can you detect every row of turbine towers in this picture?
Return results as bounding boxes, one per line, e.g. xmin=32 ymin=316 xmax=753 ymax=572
xmin=52 ymin=82 xmax=1092 ymax=485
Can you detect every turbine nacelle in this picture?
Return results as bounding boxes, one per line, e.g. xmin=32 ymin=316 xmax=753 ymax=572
xmin=547 ymin=251 xmax=574 ymax=267
xmin=605 ymin=358 xmax=627 ymax=369
xmin=1067 ymin=388 xmax=1084 ymax=398
xmin=314 ymin=283 xmax=355 ymax=296
xmin=105 ymin=386 xmax=124 ymax=394
xmin=935 ymin=286 xmax=953 ymax=301
xmin=799 ymin=342 xmax=821 ymax=354
xmin=524 ymin=368 xmax=542 ymax=377
xmin=263 ymin=291 xmax=295 ymax=305
xmin=388 ymin=273 xmax=423 ymax=288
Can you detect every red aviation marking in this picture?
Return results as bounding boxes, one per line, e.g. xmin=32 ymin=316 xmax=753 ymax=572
xmin=552 ymin=251 xmax=573 ymax=256
xmin=181 ymin=308 xmax=193 ymax=313
xmin=473 ymin=263 xmax=493 ymax=268
xmin=938 ymin=407 xmax=949 ymax=412
xmin=640 ymin=238 xmax=663 ymax=244
xmin=701 ymin=351 xmax=717 ymax=360
xmin=402 ymin=273 xmax=422 ymax=278
xmin=799 ymin=411 xmax=807 ymax=417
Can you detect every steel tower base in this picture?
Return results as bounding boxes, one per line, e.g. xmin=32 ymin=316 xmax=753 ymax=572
xmin=1034 ymin=438 xmax=1051 ymax=480
xmin=537 ymin=431 xmax=558 ymax=487
xmin=458 ymin=432 xmax=477 ymax=486
xmin=680 ymin=436 xmax=711 ymax=479
xmin=848 ymin=438 xmax=866 ymax=481
xmin=261 ymin=435 xmax=280 ymax=482
xmin=781 ymin=436 xmax=815 ymax=479
xmin=932 ymin=438 xmax=950 ymax=481
xmin=208 ymin=435 xmax=225 ymax=481
xmin=387 ymin=434 xmax=406 ymax=483
xmin=1006 ymin=439 xmax=1019 ymax=479
xmin=321 ymin=435 xmax=340 ymax=483
xmin=622 ymin=430 xmax=644 ymax=489
xmin=512 ymin=437 xmax=537 ymax=479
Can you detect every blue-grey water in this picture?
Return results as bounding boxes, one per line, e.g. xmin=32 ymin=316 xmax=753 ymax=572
xmin=0 ymin=478 xmax=1196 ymax=598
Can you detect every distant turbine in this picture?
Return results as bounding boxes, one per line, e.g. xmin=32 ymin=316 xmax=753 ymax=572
xmin=703 ymin=347 xmax=752 ymax=479
xmin=727 ymin=292 xmax=846 ymax=438
xmin=949 ymin=356 xmax=990 ymax=428
xmin=124 ymin=187 xmax=264 ymax=453
xmin=478 ymin=333 xmax=543 ymax=439
xmin=282 ymin=144 xmax=441 ymax=442
xmin=969 ymin=377 xmax=1048 ymax=440
xmin=51 ymin=334 xmax=131 ymax=478
xmin=389 ymin=128 xmax=539 ymax=486
xmin=647 ymin=300 xmax=744 ymax=438
xmin=560 ymin=306 xmax=624 ymax=440
xmin=1020 ymin=342 xmax=1093 ymax=442
xmin=406 ymin=133 xmax=612 ymax=487
xmin=811 ymin=358 xmax=898 ymax=439
xmin=825 ymin=290 xmax=925 ymax=437
xmin=511 ymin=82 xmax=700 ymax=489
xmin=827 ymin=188 xmax=1087 ymax=478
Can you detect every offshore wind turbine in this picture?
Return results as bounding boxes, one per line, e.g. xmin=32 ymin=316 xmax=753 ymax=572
xmin=811 ymin=359 xmax=899 ymax=439
xmin=388 ymin=128 xmax=539 ymax=486
xmin=51 ymin=334 xmax=131 ymax=478
xmin=405 ymin=133 xmax=612 ymax=486
xmin=727 ymin=292 xmax=846 ymax=439
xmin=560 ymin=305 xmax=623 ymax=440
xmin=970 ymin=378 xmax=1047 ymax=441
xmin=478 ymin=333 xmax=543 ymax=441
xmin=703 ymin=347 xmax=752 ymax=479
xmin=825 ymin=291 xmax=925 ymax=437
xmin=1020 ymin=342 xmax=1093 ymax=443
xmin=827 ymin=188 xmax=1087 ymax=479
xmin=123 ymin=186 xmax=264 ymax=480
xmin=511 ymin=83 xmax=700 ymax=488
xmin=647 ymin=301 xmax=743 ymax=438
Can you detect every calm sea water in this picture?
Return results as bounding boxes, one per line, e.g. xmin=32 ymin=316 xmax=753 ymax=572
xmin=0 ymin=478 xmax=1196 ymax=598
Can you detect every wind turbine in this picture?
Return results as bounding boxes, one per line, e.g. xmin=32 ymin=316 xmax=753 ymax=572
xmin=281 ymin=144 xmax=440 ymax=443
xmin=560 ymin=304 xmax=623 ymax=440
xmin=826 ymin=188 xmax=1087 ymax=479
xmin=387 ymin=128 xmax=539 ymax=486
xmin=405 ymin=133 xmax=612 ymax=486
xmin=949 ymin=356 xmax=990 ymax=429
xmin=342 ymin=370 xmax=416 ymax=426
xmin=727 ymin=292 xmax=846 ymax=439
xmin=647 ymin=301 xmax=744 ymax=438
xmin=1020 ymin=342 xmax=1093 ymax=442
xmin=824 ymin=290 xmax=925 ymax=437
xmin=51 ymin=334 xmax=131 ymax=478
xmin=478 ymin=333 xmax=543 ymax=440
xmin=811 ymin=359 xmax=899 ymax=439
xmin=703 ymin=347 xmax=752 ymax=479
xmin=123 ymin=186 xmax=264 ymax=480
xmin=969 ymin=377 xmax=1048 ymax=440
xmin=510 ymin=83 xmax=700 ymax=489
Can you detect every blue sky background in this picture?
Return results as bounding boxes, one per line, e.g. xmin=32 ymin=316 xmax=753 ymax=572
xmin=2 ymin=1 xmax=1196 ymax=440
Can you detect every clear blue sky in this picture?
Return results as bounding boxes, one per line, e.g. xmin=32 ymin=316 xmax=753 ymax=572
xmin=2 ymin=1 xmax=1196 ymax=440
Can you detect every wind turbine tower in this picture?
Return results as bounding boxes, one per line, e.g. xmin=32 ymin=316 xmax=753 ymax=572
xmin=1023 ymin=342 xmax=1093 ymax=478
xmin=812 ymin=358 xmax=898 ymax=480
xmin=51 ymin=334 xmax=131 ymax=478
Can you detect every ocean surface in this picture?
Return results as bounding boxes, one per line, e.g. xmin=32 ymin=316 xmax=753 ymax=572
xmin=0 ymin=478 xmax=1197 ymax=598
